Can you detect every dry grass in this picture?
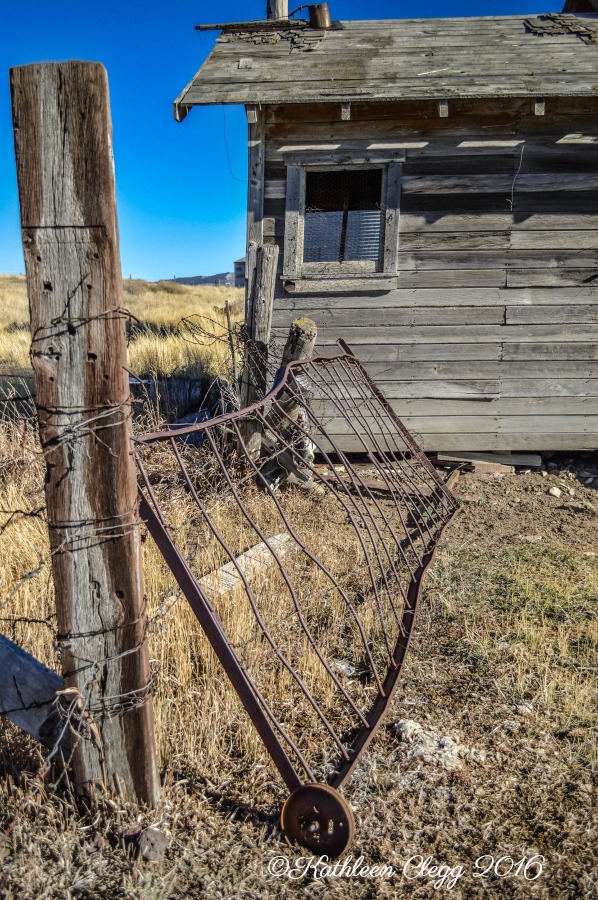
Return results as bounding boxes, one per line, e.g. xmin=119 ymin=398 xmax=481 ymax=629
xmin=0 ymin=273 xmax=243 ymax=379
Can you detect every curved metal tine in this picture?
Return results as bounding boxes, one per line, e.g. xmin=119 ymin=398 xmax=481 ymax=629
xmin=309 ymin=360 xmax=442 ymax=548
xmin=322 ymin=358 xmax=444 ymax=543
xmin=256 ymin=401 xmax=410 ymax=637
xmin=259 ymin=396 xmax=417 ymax=608
xmin=337 ymin=346 xmax=457 ymax=511
xmin=138 ymin=491 xmax=313 ymax=785
xmin=339 ymin=360 xmax=458 ymax=536
xmin=166 ymin=438 xmax=336 ymax=774
xmin=297 ymin=365 xmax=429 ymax=567
xmin=296 ymin=366 xmax=434 ymax=596
xmin=231 ymin=419 xmax=372 ymax=727
xmin=292 ymin=359 xmax=424 ymax=560
xmin=337 ymin=357 xmax=454 ymax=521
xmin=254 ymin=407 xmax=410 ymax=647
xmin=136 ymin=451 xmax=169 ymax=527
xmin=199 ymin=429 xmax=353 ymax=762
xmin=262 ymin=383 xmax=408 ymax=636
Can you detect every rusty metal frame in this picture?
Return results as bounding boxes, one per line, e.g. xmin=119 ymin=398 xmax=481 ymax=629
xmin=135 ymin=343 xmax=459 ymax=797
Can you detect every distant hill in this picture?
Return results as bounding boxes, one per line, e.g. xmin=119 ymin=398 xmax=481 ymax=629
xmin=172 ymin=273 xmax=234 ymax=287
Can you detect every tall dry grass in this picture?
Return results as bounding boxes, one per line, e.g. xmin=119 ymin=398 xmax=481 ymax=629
xmin=0 ymin=274 xmax=243 ymax=379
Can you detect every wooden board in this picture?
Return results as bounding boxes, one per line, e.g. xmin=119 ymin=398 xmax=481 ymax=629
xmin=0 ymin=633 xmax=69 ymax=753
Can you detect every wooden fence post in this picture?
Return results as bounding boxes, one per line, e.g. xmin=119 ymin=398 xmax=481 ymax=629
xmin=281 ymin=317 xmax=318 ymax=367
xmin=10 ymin=62 xmax=159 ymax=805
xmin=240 ymin=242 xmax=279 ymax=455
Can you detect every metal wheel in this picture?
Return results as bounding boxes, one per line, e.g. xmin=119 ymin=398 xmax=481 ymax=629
xmin=280 ymin=783 xmax=355 ymax=857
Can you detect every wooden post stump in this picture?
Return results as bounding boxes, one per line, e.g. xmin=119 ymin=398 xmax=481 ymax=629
xmin=240 ymin=242 xmax=279 ymax=456
xmin=10 ymin=61 xmax=159 ymax=805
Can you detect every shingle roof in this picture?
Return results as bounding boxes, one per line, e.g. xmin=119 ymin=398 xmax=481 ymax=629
xmin=174 ymin=13 xmax=598 ymax=120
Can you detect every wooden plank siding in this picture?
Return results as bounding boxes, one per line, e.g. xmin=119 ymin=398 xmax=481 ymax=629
xmin=265 ymin=99 xmax=598 ymax=451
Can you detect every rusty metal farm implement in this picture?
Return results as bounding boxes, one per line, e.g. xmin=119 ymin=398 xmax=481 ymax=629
xmin=135 ymin=343 xmax=458 ymax=856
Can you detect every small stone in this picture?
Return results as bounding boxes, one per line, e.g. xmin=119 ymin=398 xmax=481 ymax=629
xmin=569 ymin=488 xmax=575 ymax=497
xmin=87 ymin=833 xmax=111 ymax=854
xmin=541 ymin=471 xmax=548 ymax=478
xmin=523 ymin=535 xmax=543 ymax=544
xmin=515 ymin=704 xmax=534 ymax=717
xmin=122 ymin=824 xmax=143 ymax=857
xmin=138 ymin=827 xmax=171 ymax=862
xmin=549 ymin=486 xmax=562 ymax=498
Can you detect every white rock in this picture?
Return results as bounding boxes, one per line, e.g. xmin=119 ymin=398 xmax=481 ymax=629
xmin=549 ymin=486 xmax=562 ymax=498
xmin=393 ymin=720 xmax=484 ymax=772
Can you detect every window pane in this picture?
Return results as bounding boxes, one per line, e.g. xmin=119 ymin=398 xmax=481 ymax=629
xmin=303 ymin=169 xmax=382 ymax=264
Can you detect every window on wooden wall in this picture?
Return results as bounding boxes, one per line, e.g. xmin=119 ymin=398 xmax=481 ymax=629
xmin=304 ymin=169 xmax=383 ymax=265
xmin=282 ymin=159 xmax=402 ymax=293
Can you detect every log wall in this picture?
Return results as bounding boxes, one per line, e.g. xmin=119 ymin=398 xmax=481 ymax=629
xmin=263 ymin=98 xmax=598 ymax=451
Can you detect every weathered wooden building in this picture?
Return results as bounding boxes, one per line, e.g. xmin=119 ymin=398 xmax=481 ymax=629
xmin=175 ymin=4 xmax=598 ymax=451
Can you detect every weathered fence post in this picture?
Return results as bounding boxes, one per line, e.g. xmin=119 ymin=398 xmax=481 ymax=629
xmin=280 ymin=317 xmax=318 ymax=368
xmin=240 ymin=242 xmax=279 ymax=455
xmin=10 ymin=62 xmax=159 ymax=805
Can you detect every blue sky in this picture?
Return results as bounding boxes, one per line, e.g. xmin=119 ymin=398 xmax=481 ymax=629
xmin=1 ymin=0 xmax=559 ymax=281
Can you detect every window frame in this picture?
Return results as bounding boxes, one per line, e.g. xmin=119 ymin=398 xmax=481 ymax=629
xmin=281 ymin=153 xmax=403 ymax=293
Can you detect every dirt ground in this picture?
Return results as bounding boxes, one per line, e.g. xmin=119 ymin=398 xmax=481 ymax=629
xmin=1 ymin=454 xmax=596 ymax=899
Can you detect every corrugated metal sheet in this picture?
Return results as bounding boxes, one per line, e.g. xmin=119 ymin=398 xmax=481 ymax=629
xmin=174 ymin=14 xmax=598 ymax=117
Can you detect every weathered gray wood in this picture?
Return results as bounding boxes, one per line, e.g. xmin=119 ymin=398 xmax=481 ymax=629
xmin=271 ymin=286 xmax=598 ymax=309
xmin=286 ymin=324 xmax=598 ymax=344
xmin=310 ymin=395 xmax=596 ymax=417
xmin=372 ymin=378 xmax=598 ymax=399
xmin=199 ymin=534 xmax=292 ymax=597
xmin=271 ymin=335 xmax=598 ymax=362
xmin=240 ymin=243 xmax=279 ymax=454
xmin=507 ymin=268 xmax=598 ymax=287
xmin=436 ymin=451 xmax=542 ymax=466
xmin=282 ymin=165 xmax=304 ymax=277
xmin=0 ymin=633 xmax=70 ymax=753
xmin=399 ymin=230 xmax=598 ymax=251
xmin=320 ymin=412 xmax=598 ymax=435
xmin=274 ymin=307 xmax=505 ymax=328
xmin=399 ymin=213 xmax=598 ymax=233
xmin=275 ymin=303 xmax=598 ymax=330
xmin=281 ymin=274 xmax=399 ymax=293
xmin=11 ymin=62 xmax=159 ymax=805
xmin=402 ymin=173 xmax=598 ymax=194
xmin=247 ymin=106 xmax=266 ymax=247
xmin=281 ymin=317 xmax=318 ymax=367
xmin=383 ymin=161 xmax=401 ymax=274
xmin=320 ymin=431 xmax=595 ymax=453
xmin=361 ymin=362 xmax=598 ymax=382
xmin=177 ymin=15 xmax=598 ymax=107
xmin=397 ymin=251 xmax=598 ymax=271
xmin=507 ymin=306 xmax=598 ymax=325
